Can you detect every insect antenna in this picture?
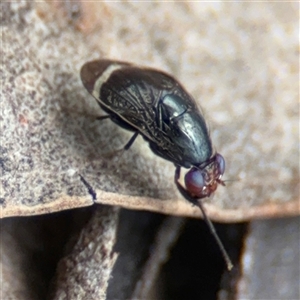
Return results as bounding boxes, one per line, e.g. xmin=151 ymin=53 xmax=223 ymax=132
xmin=195 ymin=199 xmax=233 ymax=271
xmin=222 ymin=178 xmax=240 ymax=184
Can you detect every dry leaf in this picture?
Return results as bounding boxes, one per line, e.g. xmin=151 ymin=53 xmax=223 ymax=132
xmin=1 ymin=2 xmax=299 ymax=221
xmin=0 ymin=2 xmax=299 ymax=221
xmin=1 ymin=3 xmax=299 ymax=298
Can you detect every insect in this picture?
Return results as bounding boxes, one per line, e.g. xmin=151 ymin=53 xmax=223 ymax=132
xmin=80 ymin=59 xmax=232 ymax=270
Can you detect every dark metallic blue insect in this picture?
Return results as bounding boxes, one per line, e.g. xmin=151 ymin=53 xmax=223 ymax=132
xmin=80 ymin=59 xmax=232 ymax=270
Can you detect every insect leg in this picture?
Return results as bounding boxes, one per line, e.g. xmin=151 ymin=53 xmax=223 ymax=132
xmin=107 ymin=132 xmax=139 ymax=162
xmin=96 ymin=115 xmax=111 ymax=121
xmin=96 ymin=114 xmax=138 ymax=152
xmin=123 ymin=132 xmax=139 ymax=151
xmin=174 ymin=165 xmax=233 ymax=271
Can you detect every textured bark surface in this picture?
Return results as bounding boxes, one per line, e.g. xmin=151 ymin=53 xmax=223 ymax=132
xmin=235 ymin=217 xmax=300 ymax=300
xmin=50 ymin=206 xmax=119 ymax=300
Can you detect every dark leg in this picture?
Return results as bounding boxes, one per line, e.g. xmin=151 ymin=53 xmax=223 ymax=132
xmin=123 ymin=132 xmax=139 ymax=151
xmin=174 ymin=165 xmax=233 ymax=271
xmin=96 ymin=115 xmax=111 ymax=121
xmin=96 ymin=115 xmax=138 ymax=151
xmin=104 ymin=132 xmax=139 ymax=161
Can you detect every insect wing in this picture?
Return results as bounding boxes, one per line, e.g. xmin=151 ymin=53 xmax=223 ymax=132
xmin=81 ymin=60 xmax=212 ymax=167
xmin=98 ymin=66 xmax=165 ymax=135
xmin=81 ymin=60 xmax=176 ymax=140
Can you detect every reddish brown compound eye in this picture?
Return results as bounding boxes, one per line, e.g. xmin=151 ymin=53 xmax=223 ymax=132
xmin=184 ymin=167 xmax=205 ymax=197
xmin=184 ymin=153 xmax=226 ymax=198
